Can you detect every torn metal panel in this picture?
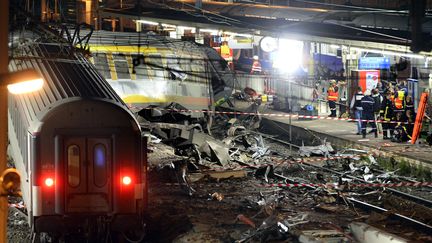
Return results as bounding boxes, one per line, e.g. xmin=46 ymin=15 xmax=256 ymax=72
xmin=298 ymin=141 xmax=334 ymax=157
xmin=350 ymin=222 xmax=408 ymax=243
xmin=248 ymin=135 xmax=270 ymax=159
xmin=200 ymin=140 xmax=231 ymax=166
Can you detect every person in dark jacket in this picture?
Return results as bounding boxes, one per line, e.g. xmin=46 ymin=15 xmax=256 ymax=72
xmin=405 ymin=109 xmax=415 ymax=138
xmin=350 ymin=87 xmax=364 ymax=135
xmin=360 ymin=90 xmax=377 ymax=138
xmin=405 ymin=95 xmax=414 ymax=114
xmin=392 ymin=112 xmax=411 ymax=143
xmin=371 ymin=88 xmax=383 ymax=134
xmin=380 ymin=92 xmax=394 ymax=139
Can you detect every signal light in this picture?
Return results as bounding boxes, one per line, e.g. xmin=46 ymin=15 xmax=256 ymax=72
xmin=45 ymin=178 xmax=54 ymax=187
xmin=122 ymin=176 xmax=132 ymax=185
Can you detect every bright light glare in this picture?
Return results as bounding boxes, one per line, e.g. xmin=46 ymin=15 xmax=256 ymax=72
xmin=351 ymin=47 xmax=425 ymax=59
xmin=178 ymin=26 xmax=196 ymax=33
xmin=136 ymin=20 xmax=158 ymax=25
xmin=200 ymin=29 xmax=219 ymax=35
xmin=7 ymin=78 xmax=44 ymax=94
xmin=122 ymin=176 xmax=132 ymax=185
xmin=273 ymin=39 xmax=303 ymax=74
xmin=161 ymin=23 xmax=176 ymax=28
xmin=224 ymin=31 xmax=252 ymax=38
xmin=45 ymin=178 xmax=54 ymax=187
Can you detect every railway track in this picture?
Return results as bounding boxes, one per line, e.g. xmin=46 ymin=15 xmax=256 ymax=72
xmin=259 ymin=134 xmax=432 ymax=234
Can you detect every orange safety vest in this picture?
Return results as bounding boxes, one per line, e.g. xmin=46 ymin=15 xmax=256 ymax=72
xmin=251 ymin=61 xmax=262 ymax=73
xmin=328 ymin=90 xmax=338 ymax=101
xmin=394 ymin=97 xmax=404 ymax=109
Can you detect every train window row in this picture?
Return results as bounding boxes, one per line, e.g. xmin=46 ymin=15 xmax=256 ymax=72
xmin=91 ymin=53 xmax=208 ymax=84
xmin=67 ymin=143 xmax=107 ymax=188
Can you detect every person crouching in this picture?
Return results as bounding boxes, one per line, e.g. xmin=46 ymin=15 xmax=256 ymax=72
xmin=360 ymin=90 xmax=377 ymax=138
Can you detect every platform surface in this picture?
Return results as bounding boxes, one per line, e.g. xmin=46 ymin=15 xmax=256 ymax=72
xmin=227 ymin=100 xmax=432 ymax=165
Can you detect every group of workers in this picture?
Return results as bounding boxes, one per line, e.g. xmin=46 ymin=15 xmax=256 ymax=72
xmin=329 ymin=81 xmax=415 ymax=141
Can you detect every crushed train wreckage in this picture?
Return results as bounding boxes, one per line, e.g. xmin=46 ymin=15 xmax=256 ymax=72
xmin=137 ymin=102 xmax=432 ymax=242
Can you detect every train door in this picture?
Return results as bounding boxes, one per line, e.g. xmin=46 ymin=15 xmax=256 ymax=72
xmin=64 ymin=137 xmax=112 ymax=213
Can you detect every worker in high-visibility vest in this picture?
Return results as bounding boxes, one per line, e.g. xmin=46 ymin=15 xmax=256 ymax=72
xmin=250 ymin=55 xmax=262 ymax=74
xmin=327 ymin=85 xmax=338 ymax=117
xmin=394 ymin=89 xmax=405 ymax=116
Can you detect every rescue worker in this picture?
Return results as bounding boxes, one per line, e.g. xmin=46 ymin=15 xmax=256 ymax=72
xmin=250 ymin=55 xmax=262 ymax=74
xmin=327 ymin=84 xmax=338 ymax=117
xmin=330 ymin=80 xmax=339 ymax=92
xmin=393 ymin=88 xmax=405 ymax=117
xmin=392 ymin=112 xmax=411 ymax=143
xmin=360 ymin=90 xmax=377 ymax=138
xmin=405 ymin=109 xmax=415 ymax=138
xmin=380 ymin=91 xmax=394 ymax=140
xmin=350 ymin=87 xmax=364 ymax=135
xmin=371 ymin=88 xmax=383 ymax=134
xmin=405 ymin=95 xmax=414 ymax=115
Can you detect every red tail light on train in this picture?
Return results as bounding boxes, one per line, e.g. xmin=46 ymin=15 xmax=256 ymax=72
xmin=122 ymin=176 xmax=132 ymax=185
xmin=44 ymin=177 xmax=54 ymax=187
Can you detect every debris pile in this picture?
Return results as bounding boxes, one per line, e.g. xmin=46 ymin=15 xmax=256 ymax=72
xmin=138 ymin=104 xmax=432 ymax=242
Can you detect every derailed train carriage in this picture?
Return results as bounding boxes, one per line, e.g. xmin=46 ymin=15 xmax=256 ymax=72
xmin=8 ymin=41 xmax=147 ymax=241
xmin=85 ymin=31 xmax=235 ymax=111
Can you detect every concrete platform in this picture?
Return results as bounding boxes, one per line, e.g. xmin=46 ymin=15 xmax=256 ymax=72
xmin=225 ymin=100 xmax=432 ymax=169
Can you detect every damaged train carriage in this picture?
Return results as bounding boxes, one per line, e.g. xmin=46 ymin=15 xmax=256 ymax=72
xmin=87 ymin=31 xmax=236 ymax=112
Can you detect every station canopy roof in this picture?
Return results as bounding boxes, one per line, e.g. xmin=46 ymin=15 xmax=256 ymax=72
xmin=100 ymin=0 xmax=432 ymax=54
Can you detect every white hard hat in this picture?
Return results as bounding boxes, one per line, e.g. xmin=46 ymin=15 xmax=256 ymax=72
xmin=253 ymin=55 xmax=259 ymax=60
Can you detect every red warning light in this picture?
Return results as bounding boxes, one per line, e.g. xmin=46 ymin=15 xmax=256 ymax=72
xmin=122 ymin=176 xmax=132 ymax=185
xmin=45 ymin=178 xmax=54 ymax=187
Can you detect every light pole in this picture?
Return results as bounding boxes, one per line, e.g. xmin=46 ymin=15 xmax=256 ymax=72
xmin=0 ymin=1 xmax=44 ymax=241
xmin=0 ymin=0 xmax=9 ymax=240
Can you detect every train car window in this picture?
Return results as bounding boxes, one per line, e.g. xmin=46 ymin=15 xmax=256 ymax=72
xmin=93 ymin=144 xmax=107 ymax=187
xmin=67 ymin=145 xmax=80 ymax=187
xmin=93 ymin=54 xmax=111 ymax=79
xmin=114 ymin=54 xmax=131 ymax=80
xmin=147 ymin=54 xmax=166 ymax=79
xmin=131 ymin=54 xmax=151 ymax=80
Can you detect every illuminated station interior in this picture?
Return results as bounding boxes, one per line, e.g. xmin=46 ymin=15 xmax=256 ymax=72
xmin=4 ymin=0 xmax=432 ymax=242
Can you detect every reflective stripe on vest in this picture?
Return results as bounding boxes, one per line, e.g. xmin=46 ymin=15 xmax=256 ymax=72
xmin=328 ymin=91 xmax=338 ymax=101
xmin=395 ymin=98 xmax=403 ymax=109
xmin=251 ymin=61 xmax=262 ymax=72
